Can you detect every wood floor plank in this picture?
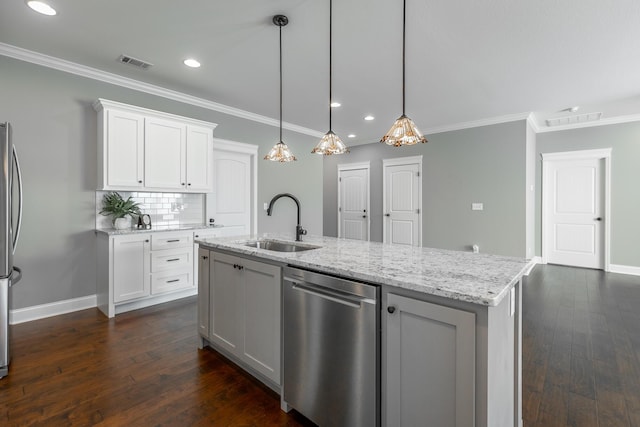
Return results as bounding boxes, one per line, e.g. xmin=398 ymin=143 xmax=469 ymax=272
xmin=523 ymin=264 xmax=640 ymax=426
xmin=0 ymin=297 xmax=314 ymax=426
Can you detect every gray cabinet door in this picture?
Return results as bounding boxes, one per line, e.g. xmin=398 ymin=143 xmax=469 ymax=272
xmin=239 ymin=256 xmax=281 ymax=384
xmin=210 ymin=252 xmax=241 ymax=354
xmin=197 ymin=248 xmax=210 ymax=339
xmin=386 ymin=293 xmax=475 ymax=427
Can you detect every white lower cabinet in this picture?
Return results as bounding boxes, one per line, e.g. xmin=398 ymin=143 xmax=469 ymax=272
xmin=199 ymin=249 xmax=282 ymax=386
xmin=112 ymin=234 xmax=150 ymax=303
xmin=385 ymin=293 xmax=476 ymax=427
xmin=97 ymin=231 xmax=195 ymax=318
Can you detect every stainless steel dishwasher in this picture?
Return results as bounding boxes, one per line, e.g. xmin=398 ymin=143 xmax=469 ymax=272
xmin=283 ymin=266 xmax=380 ymax=427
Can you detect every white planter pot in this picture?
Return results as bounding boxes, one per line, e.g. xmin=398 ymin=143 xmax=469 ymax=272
xmin=113 ymin=217 xmax=130 ymax=230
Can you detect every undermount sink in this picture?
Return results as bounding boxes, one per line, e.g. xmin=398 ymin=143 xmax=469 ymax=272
xmin=242 ymin=239 xmax=321 ymax=252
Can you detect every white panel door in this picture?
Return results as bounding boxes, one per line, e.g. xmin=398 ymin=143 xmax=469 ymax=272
xmin=185 ymin=125 xmax=213 ymax=192
xmin=338 ymin=167 xmax=369 ymax=241
xmin=383 ymin=160 xmax=421 ymax=246
xmin=144 ymin=117 xmax=186 ymax=190
xmin=206 ymin=150 xmax=251 ymax=235
xmin=544 ymin=157 xmax=604 ymax=269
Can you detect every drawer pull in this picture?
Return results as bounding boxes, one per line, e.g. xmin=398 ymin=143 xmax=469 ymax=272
xmin=167 ymin=258 xmax=180 ymax=262
xmin=166 ymin=239 xmax=180 ymax=243
xmin=166 ymin=279 xmax=180 ymax=283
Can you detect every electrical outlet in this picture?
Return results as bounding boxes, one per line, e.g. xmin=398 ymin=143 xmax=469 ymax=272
xmin=471 ymin=203 xmax=483 ymax=211
xmin=263 ymin=202 xmax=269 ymax=211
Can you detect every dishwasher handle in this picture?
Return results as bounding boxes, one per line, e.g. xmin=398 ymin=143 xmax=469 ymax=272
xmin=287 ymin=280 xmax=376 ymax=308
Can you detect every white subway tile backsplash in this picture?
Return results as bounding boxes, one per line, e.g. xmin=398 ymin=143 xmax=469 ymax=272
xmin=96 ymin=191 xmax=205 ymax=229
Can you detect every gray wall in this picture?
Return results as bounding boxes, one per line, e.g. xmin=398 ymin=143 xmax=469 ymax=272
xmin=0 ymin=55 xmax=322 ymax=309
xmin=324 ymin=121 xmax=527 ymax=257
xmin=536 ymin=122 xmax=640 ymax=267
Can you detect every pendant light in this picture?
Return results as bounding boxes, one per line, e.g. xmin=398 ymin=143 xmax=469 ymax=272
xmin=311 ymin=0 xmax=349 ymax=156
xmin=380 ymin=0 xmax=427 ymax=147
xmin=265 ymin=15 xmax=297 ymax=162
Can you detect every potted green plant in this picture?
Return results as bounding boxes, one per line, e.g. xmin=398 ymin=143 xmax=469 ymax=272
xmin=99 ymin=192 xmax=142 ymax=229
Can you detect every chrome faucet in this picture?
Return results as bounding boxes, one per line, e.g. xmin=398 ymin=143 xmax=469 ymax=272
xmin=267 ymin=193 xmax=307 ymax=242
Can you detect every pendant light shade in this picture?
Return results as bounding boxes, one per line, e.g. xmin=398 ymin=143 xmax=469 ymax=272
xmin=264 ymin=141 xmax=296 ymax=162
xmin=312 ymin=0 xmax=349 ymax=156
xmin=265 ymin=15 xmax=297 ymax=162
xmin=380 ymin=0 xmax=427 ymax=147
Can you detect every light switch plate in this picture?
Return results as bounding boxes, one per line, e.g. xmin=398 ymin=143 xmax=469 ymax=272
xmin=471 ymin=203 xmax=483 ymax=211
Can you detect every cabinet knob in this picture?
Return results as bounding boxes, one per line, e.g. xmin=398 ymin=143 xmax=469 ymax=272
xmin=188 ymin=183 xmax=192 ymax=186
xmin=181 ymin=183 xmax=186 ymax=186
xmin=387 ymin=306 xmax=396 ymax=314
xmin=362 ymin=215 xmax=367 ymax=218
xmin=195 ymin=235 xmax=199 ymax=238
xmin=201 ymin=255 xmax=208 ymax=260
xmin=138 ymin=180 xmax=143 ymax=184
xmin=144 ymin=239 xmax=149 ymax=243
xmin=385 ymin=213 xmax=391 ymax=217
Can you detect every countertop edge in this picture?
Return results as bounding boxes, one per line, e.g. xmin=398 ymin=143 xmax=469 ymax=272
xmin=196 ymin=236 xmax=535 ymax=307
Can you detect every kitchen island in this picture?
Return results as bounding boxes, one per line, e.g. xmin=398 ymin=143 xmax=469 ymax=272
xmin=196 ymin=234 xmax=534 ymax=427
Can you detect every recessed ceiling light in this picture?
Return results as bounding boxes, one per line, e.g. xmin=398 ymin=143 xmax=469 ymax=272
xmin=347 ymin=134 xmax=356 ymax=138
xmin=364 ymin=115 xmax=375 ymax=121
xmin=330 ymin=102 xmax=341 ymax=108
xmin=26 ymin=1 xmax=57 ymax=15
xmin=183 ymin=58 xmax=201 ymax=68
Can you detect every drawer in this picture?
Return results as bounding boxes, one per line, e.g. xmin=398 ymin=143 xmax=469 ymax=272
xmin=151 ymin=231 xmax=192 ymax=250
xmin=151 ymin=247 xmax=193 ymax=273
xmin=193 ymin=229 xmax=221 ymax=240
xmin=151 ymin=268 xmax=193 ymax=295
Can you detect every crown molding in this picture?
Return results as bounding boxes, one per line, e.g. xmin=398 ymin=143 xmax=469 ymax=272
xmin=0 ymin=43 xmax=324 ymax=138
xmin=424 ymin=112 xmax=532 ymax=135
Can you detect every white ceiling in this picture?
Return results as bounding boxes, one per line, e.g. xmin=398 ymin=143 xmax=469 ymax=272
xmin=2 ymin=0 xmax=640 ymax=145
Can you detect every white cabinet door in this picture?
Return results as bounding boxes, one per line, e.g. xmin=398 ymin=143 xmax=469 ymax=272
xmin=197 ymin=248 xmax=210 ymax=339
xmin=105 ymin=109 xmax=144 ymax=189
xmin=112 ymin=234 xmax=150 ymax=303
xmin=207 ymin=251 xmax=281 ymax=385
xmin=386 ymin=293 xmax=475 ymax=427
xmin=186 ymin=125 xmax=213 ymax=192
xmin=144 ymin=117 xmax=186 ymax=190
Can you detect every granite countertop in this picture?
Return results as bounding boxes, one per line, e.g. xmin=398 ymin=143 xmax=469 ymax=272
xmin=196 ymin=234 xmax=535 ymax=307
xmin=96 ymin=223 xmax=226 ymax=236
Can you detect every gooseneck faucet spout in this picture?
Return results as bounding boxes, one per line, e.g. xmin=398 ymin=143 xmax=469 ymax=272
xmin=267 ymin=193 xmax=307 ymax=241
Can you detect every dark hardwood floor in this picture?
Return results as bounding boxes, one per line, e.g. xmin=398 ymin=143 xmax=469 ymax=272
xmin=3 ymin=264 xmax=640 ymax=426
xmin=523 ymin=264 xmax=640 ymax=427
xmin=0 ymin=297 xmax=315 ymax=426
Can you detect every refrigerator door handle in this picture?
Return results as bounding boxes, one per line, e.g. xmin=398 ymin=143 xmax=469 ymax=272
xmin=11 ymin=266 xmax=21 ymax=285
xmin=12 ymin=145 xmax=22 ymax=254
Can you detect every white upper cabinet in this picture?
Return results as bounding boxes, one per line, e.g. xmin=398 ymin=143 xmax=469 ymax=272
xmin=97 ymin=108 xmax=145 ymax=190
xmin=94 ymin=99 xmax=216 ymax=193
xmin=185 ymin=125 xmax=213 ymax=191
xmin=144 ymin=117 xmax=186 ymax=190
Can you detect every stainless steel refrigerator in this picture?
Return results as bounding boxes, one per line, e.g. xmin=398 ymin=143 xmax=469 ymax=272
xmin=0 ymin=122 xmax=23 ymax=378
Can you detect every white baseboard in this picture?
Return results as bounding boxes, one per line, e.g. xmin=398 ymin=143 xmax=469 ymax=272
xmin=609 ymin=264 xmax=640 ymax=276
xmin=10 ymin=294 xmax=97 ymax=325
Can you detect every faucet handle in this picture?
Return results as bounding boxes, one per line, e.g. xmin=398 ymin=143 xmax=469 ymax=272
xmin=300 ymin=227 xmax=307 ymax=235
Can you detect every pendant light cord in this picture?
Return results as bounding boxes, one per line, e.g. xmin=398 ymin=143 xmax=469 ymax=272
xmin=279 ymin=23 xmax=283 ymax=143
xmin=329 ymin=0 xmax=333 ymax=132
xmin=402 ymin=0 xmax=406 ymax=116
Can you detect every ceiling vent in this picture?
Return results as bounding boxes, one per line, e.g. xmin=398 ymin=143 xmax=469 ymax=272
xmin=545 ymin=112 xmax=602 ymax=127
xmin=117 ymin=54 xmax=153 ymax=70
